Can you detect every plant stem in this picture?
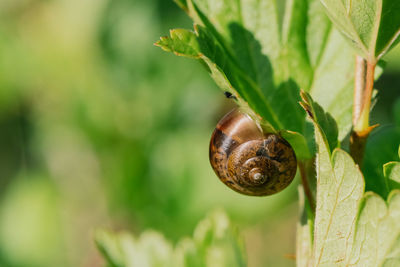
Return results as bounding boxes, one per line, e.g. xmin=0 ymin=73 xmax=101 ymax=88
xmin=299 ymin=161 xmax=315 ymax=212
xmin=352 ymin=56 xmax=367 ymax=127
xmin=350 ymin=55 xmax=377 ymax=167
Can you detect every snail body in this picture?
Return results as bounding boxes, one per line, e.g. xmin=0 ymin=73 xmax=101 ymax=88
xmin=209 ymin=109 xmax=297 ymax=196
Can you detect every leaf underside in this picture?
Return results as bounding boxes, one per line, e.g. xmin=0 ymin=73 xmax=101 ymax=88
xmin=156 ymin=0 xmax=357 ymax=159
xmin=299 ymin=94 xmax=400 ymax=266
xmin=319 ymin=0 xmax=400 ymax=62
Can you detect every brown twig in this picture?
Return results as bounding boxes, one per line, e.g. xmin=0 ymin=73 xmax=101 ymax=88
xmin=350 ymin=55 xmax=377 ymax=167
xmin=299 ymin=161 xmax=315 ymax=212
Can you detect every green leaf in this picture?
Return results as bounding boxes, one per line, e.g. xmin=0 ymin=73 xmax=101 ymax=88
xmin=385 ymin=161 xmax=400 ymax=188
xmin=156 ymin=24 xmax=282 ymax=132
xmin=363 ymin=126 xmax=400 ymax=198
xmin=95 ymin=230 xmax=175 ymax=267
xmin=301 ymin=94 xmax=400 ymax=266
xmin=348 ymin=191 xmax=400 ymax=266
xmin=190 ymin=210 xmax=246 ymax=267
xmin=383 ymin=146 xmax=400 ymax=191
xmin=283 ymin=0 xmax=314 ymax=90
xmin=300 ymin=90 xmax=338 ymax=152
xmin=307 ymin=28 xmax=355 ymax=140
xmin=95 ymin=230 xmax=125 ymax=267
xmin=312 ymin=148 xmax=365 ymax=265
xmin=301 ymin=93 xmax=364 ymax=265
xmin=319 ymin=0 xmax=400 ymax=61
xmin=382 ymin=236 xmax=400 ymax=266
xmin=156 ymin=29 xmax=200 ymax=58
xmin=281 ymin=130 xmax=313 ymax=160
xmin=157 ymin=0 xmax=358 ymax=158
xmin=95 ymin=211 xmax=245 ymax=267
xmin=383 ymin=259 xmax=400 ymax=267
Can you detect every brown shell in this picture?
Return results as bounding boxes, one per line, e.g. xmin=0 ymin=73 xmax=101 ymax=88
xmin=209 ymin=109 xmax=297 ymax=196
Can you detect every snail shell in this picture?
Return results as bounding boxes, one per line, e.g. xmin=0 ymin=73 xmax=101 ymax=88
xmin=209 ymin=109 xmax=297 ymax=196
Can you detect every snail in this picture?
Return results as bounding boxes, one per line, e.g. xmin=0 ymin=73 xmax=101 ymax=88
xmin=209 ymin=109 xmax=297 ymax=196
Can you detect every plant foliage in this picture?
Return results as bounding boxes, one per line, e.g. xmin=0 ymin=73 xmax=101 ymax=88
xmin=156 ymin=0 xmax=358 ymax=159
xmin=96 ymin=211 xmax=246 ymax=267
xmin=299 ymin=93 xmax=400 ymax=266
xmin=319 ymin=0 xmax=400 ymax=62
xmin=147 ymin=0 xmax=400 ymax=266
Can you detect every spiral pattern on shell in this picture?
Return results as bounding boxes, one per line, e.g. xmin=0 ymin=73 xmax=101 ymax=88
xmin=209 ymin=109 xmax=297 ymax=196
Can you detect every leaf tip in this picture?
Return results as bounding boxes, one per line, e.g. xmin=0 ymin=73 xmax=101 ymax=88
xmin=153 ymin=40 xmax=162 ymax=47
xmin=154 ymin=36 xmax=170 ymax=49
xmin=299 ymin=90 xmax=310 ymax=103
xmin=299 ymin=90 xmax=315 ymax=119
xmin=299 ymin=101 xmax=313 ymax=120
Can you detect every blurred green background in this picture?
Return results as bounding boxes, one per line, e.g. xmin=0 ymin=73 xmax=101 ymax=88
xmin=0 ymin=0 xmax=399 ymax=266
